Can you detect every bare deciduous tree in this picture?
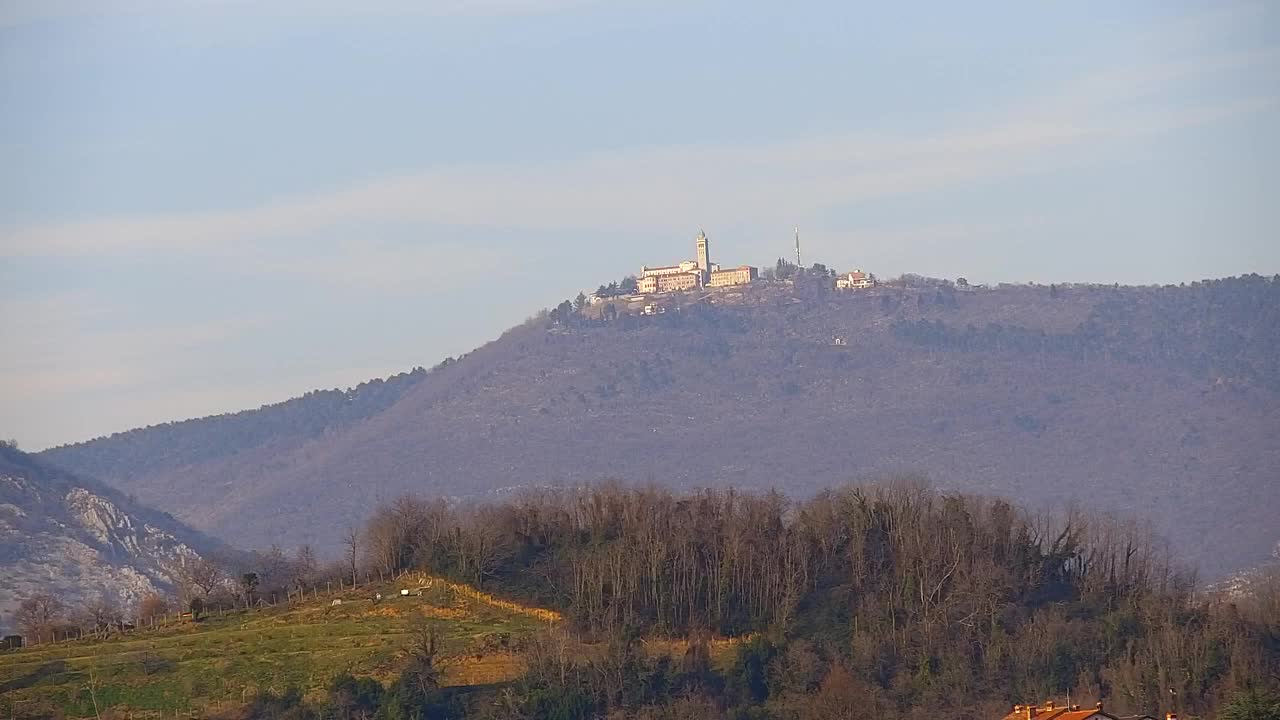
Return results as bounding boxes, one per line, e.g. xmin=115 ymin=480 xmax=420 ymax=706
xmin=364 ymin=494 xmax=451 ymax=578
xmin=255 ymin=544 xmax=290 ymax=591
xmin=172 ymin=554 xmax=226 ymax=600
xmin=403 ymin=616 xmax=443 ymax=696
xmin=13 ymin=594 xmax=65 ymax=643
xmin=136 ymin=593 xmax=170 ymax=624
xmin=344 ymin=526 xmax=359 ymax=587
xmin=84 ymin=594 xmax=123 ymax=633
xmin=291 ymin=544 xmax=318 ymax=591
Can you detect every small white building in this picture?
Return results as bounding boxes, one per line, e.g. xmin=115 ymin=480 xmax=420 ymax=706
xmin=837 ymin=269 xmax=875 ymax=289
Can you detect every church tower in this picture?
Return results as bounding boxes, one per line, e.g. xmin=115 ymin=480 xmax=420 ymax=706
xmin=695 ymin=229 xmax=711 ymax=277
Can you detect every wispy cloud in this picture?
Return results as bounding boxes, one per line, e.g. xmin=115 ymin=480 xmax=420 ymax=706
xmin=3 ymin=45 xmax=1274 ymax=262
xmin=2 ymin=2 xmax=1276 ymax=450
xmin=0 ymin=290 xmax=283 ymax=444
xmin=247 ymin=239 xmax=517 ymax=295
xmin=0 ymin=300 xmax=268 ymax=376
xmin=0 ymin=277 xmax=485 ymax=447
xmin=0 ymin=0 xmax=603 ymax=29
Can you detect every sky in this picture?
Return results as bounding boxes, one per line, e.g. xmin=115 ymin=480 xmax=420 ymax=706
xmin=1 ymin=1 xmax=1278 ymax=450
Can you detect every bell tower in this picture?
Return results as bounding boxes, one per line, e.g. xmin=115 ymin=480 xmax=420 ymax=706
xmin=695 ymin=229 xmax=711 ymax=277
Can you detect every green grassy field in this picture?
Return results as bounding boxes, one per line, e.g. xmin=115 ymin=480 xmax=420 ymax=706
xmin=0 ymin=578 xmax=553 ymax=718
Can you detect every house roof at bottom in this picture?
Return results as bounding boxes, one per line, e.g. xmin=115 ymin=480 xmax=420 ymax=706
xmin=1001 ymin=708 xmax=1121 ymax=720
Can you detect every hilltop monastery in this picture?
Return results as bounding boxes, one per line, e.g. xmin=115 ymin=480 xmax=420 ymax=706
xmin=631 ymin=229 xmax=877 ymax=298
xmin=636 ymin=230 xmax=759 ymax=294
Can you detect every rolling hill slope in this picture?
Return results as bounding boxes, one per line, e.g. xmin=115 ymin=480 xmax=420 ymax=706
xmin=0 ymin=570 xmax=749 ymax=719
xmin=40 ymin=275 xmax=1280 ymax=577
xmin=0 ymin=574 xmax=554 ymax=717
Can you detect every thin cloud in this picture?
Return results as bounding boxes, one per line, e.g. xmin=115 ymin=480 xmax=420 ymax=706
xmin=0 ymin=293 xmax=274 ymax=381
xmin=246 ymin=239 xmax=516 ymax=294
xmin=0 ymin=0 xmax=603 ymax=29
xmin=2 ymin=49 xmax=1273 ymax=262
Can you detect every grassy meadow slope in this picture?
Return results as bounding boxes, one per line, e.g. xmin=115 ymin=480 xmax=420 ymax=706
xmin=0 ymin=574 xmax=743 ymax=718
xmin=40 ymin=276 xmax=1280 ymax=577
xmin=0 ymin=575 xmax=552 ymax=717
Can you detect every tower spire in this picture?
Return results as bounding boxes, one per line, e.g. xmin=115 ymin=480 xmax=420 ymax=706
xmin=695 ymin=228 xmax=711 ymax=282
xmin=794 ymin=226 xmax=801 ymax=268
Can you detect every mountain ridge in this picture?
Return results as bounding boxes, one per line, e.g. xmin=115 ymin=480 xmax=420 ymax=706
xmin=38 ymin=274 xmax=1280 ymax=578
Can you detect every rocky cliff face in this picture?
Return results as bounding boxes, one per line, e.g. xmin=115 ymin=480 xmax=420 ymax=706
xmin=0 ymin=445 xmax=219 ymax=629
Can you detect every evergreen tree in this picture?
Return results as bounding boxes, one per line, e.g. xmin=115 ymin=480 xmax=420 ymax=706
xmin=1221 ymin=688 xmax=1280 ymax=720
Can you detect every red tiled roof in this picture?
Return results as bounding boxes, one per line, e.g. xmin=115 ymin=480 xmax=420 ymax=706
xmin=1001 ymin=704 xmax=1120 ymax=720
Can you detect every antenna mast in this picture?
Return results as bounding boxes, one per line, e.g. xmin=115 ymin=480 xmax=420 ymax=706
xmin=794 ymin=226 xmax=802 ymax=268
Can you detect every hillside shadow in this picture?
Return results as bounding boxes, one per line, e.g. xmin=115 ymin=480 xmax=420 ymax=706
xmin=0 ymin=661 xmax=82 ymax=694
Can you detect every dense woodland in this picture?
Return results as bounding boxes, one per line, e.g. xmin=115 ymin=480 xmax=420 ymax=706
xmin=891 ymin=275 xmax=1280 ymax=391
xmin=210 ymin=481 xmax=1280 ymax=720
xmin=41 ymin=368 xmax=429 ymax=481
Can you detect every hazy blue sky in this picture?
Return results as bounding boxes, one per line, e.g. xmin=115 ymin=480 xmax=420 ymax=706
xmin=1 ymin=1 xmax=1277 ymax=449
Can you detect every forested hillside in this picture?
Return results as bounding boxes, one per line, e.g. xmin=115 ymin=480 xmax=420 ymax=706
xmin=39 ymin=368 xmax=428 ymax=481
xmin=343 ymin=482 xmax=1280 ymax=719
xmin=40 ymin=275 xmax=1280 ymax=576
xmin=8 ymin=481 xmax=1277 ymax=719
